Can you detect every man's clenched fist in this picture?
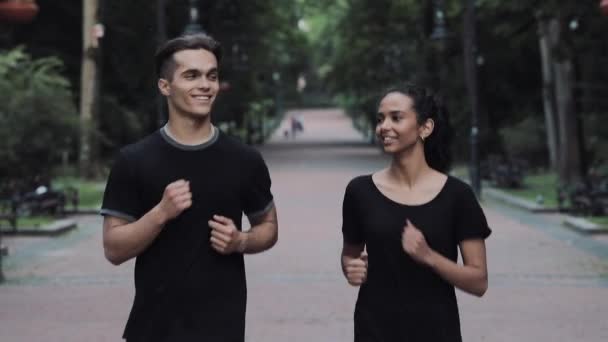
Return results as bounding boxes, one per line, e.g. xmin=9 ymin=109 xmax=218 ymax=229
xmin=157 ymin=180 xmax=192 ymax=223
xmin=209 ymin=215 xmax=246 ymax=255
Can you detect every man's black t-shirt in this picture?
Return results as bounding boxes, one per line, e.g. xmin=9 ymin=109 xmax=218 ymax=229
xmin=342 ymin=175 xmax=491 ymax=342
xmin=101 ymin=127 xmax=273 ymax=342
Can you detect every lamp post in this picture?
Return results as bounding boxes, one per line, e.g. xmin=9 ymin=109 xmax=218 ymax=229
xmin=463 ymin=0 xmax=482 ymax=197
xmin=430 ymin=0 xmax=449 ymax=42
xmin=156 ymin=0 xmax=168 ymax=127
xmin=430 ymin=0 xmax=450 ymax=91
xmin=183 ymin=0 xmax=204 ymax=35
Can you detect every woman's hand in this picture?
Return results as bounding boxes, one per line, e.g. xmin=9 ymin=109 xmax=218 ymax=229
xmin=402 ymin=219 xmax=434 ymax=266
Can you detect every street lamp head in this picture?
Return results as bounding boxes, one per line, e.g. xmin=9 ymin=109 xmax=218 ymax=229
xmin=430 ymin=3 xmax=451 ymax=42
xmin=430 ymin=24 xmax=450 ymax=41
xmin=183 ymin=0 xmax=205 ymax=35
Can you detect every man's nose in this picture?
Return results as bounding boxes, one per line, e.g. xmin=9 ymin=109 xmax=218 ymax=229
xmin=196 ymin=77 xmax=210 ymax=89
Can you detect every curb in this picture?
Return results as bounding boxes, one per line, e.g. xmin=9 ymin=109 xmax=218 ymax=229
xmin=483 ymin=188 xmax=559 ymax=213
xmin=563 ymin=216 xmax=608 ymax=235
xmin=0 ymin=218 xmax=78 ymax=237
xmin=482 ymin=187 xmax=608 ymax=235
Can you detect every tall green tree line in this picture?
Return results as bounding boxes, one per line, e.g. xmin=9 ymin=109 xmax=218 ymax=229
xmin=13 ymin=0 xmax=309 ymax=165
xmin=302 ymin=0 xmax=608 ymax=186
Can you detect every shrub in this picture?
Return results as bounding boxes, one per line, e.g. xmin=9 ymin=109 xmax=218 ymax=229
xmin=0 ymin=47 xmax=78 ymax=193
xmin=499 ymin=115 xmax=548 ymax=168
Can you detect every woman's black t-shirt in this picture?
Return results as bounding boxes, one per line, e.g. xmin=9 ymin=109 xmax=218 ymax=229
xmin=342 ymin=175 xmax=491 ymax=342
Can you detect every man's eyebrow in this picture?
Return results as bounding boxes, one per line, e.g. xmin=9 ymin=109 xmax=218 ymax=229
xmin=180 ymin=67 xmax=218 ymax=75
xmin=181 ymin=68 xmax=201 ymax=75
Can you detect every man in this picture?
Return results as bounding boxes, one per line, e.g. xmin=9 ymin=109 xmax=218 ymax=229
xmin=101 ymin=34 xmax=278 ymax=342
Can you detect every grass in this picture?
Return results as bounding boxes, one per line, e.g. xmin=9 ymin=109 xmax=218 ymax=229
xmin=589 ymin=216 xmax=608 ymax=227
xmin=450 ymin=165 xmax=468 ymax=179
xmin=0 ymin=175 xmax=105 ymax=231
xmin=16 ymin=216 xmax=54 ymax=228
xmin=0 ymin=215 xmax=54 ymax=231
xmin=501 ymin=172 xmax=560 ymax=207
xmin=449 ymin=165 xmax=559 ymax=206
xmin=53 ymin=176 xmax=105 ymax=209
xmin=495 ymin=171 xmax=608 ymax=225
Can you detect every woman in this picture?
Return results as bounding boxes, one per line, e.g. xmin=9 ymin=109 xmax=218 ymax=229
xmin=341 ymin=84 xmax=491 ymax=341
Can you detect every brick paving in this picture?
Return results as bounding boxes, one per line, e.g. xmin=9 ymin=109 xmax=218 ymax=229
xmin=1 ymin=108 xmax=607 ymax=341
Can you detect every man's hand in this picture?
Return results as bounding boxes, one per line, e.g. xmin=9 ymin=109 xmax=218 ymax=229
xmin=402 ymin=219 xmax=433 ymax=265
xmin=344 ymin=252 xmax=368 ymax=286
xmin=156 ymin=180 xmax=192 ymax=223
xmin=209 ymin=215 xmax=246 ymax=255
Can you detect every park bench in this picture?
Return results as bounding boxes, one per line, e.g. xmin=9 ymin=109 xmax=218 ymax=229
xmin=0 ymin=177 xmax=79 ymax=231
xmin=18 ymin=186 xmax=72 ymax=216
xmin=482 ymin=155 xmax=526 ymax=189
xmin=0 ymin=196 xmax=18 ymax=230
xmin=558 ymin=174 xmax=608 ymax=216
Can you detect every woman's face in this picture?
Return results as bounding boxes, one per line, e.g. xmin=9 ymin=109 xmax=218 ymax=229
xmin=375 ymin=92 xmax=424 ymax=154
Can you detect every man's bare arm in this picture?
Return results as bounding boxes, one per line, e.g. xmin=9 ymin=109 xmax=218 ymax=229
xmin=103 ymin=180 xmax=192 ymax=265
xmin=103 ymin=208 xmax=167 ymax=265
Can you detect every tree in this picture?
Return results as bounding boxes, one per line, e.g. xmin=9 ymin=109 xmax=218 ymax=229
xmin=14 ymin=0 xmax=310 ymax=160
xmin=0 ymin=47 xmax=78 ymax=191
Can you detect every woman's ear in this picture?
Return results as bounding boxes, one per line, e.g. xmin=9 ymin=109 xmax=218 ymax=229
xmin=158 ymin=78 xmax=170 ymax=96
xmin=420 ymin=118 xmax=435 ymax=140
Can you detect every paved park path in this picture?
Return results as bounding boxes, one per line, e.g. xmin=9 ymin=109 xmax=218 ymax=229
xmin=1 ymin=108 xmax=607 ymax=341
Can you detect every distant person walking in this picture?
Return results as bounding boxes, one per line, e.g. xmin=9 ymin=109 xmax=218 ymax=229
xmin=289 ymin=113 xmax=304 ymax=139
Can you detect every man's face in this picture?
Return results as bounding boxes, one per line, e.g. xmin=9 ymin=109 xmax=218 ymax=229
xmin=158 ymin=49 xmax=219 ymax=120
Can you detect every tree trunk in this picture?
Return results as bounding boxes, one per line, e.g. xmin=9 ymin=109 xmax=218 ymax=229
xmin=536 ymin=14 xmax=560 ymax=170
xmin=552 ymin=40 xmax=583 ymax=185
xmin=79 ymin=0 xmax=100 ymax=178
xmin=463 ymin=0 xmax=481 ymax=197
xmin=554 ymin=59 xmax=582 ymax=184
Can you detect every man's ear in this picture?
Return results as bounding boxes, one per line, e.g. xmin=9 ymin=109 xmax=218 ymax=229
xmin=158 ymin=78 xmax=170 ymax=96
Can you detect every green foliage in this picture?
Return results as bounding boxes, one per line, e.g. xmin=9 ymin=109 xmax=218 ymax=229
xmin=499 ymin=115 xmax=548 ymax=166
xmin=304 ymin=0 xmax=608 ymax=168
xmin=502 ymin=172 xmax=560 ymax=207
xmin=97 ymin=95 xmax=145 ymax=150
xmin=584 ymin=112 xmax=608 ymax=165
xmin=15 ymin=0 xmax=310 ymax=156
xmin=0 ymin=47 xmax=78 ymax=192
xmin=53 ymin=176 xmax=105 ymax=209
xmin=12 ymin=0 xmax=608 ymax=167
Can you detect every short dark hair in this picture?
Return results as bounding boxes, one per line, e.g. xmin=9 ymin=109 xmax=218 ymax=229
xmin=154 ymin=33 xmax=222 ymax=80
xmin=378 ymin=83 xmax=453 ymax=172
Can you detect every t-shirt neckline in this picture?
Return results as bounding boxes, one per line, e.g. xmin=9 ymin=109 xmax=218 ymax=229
xmin=368 ymin=174 xmax=451 ymax=208
xmin=160 ymin=124 xmax=219 ymax=151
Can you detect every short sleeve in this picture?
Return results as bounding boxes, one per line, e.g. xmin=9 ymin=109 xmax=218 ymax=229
xmin=243 ymin=151 xmax=274 ymax=219
xmin=454 ymin=183 xmax=492 ymax=242
xmin=342 ymin=180 xmax=365 ymax=245
xmin=100 ymin=151 xmax=143 ymax=222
